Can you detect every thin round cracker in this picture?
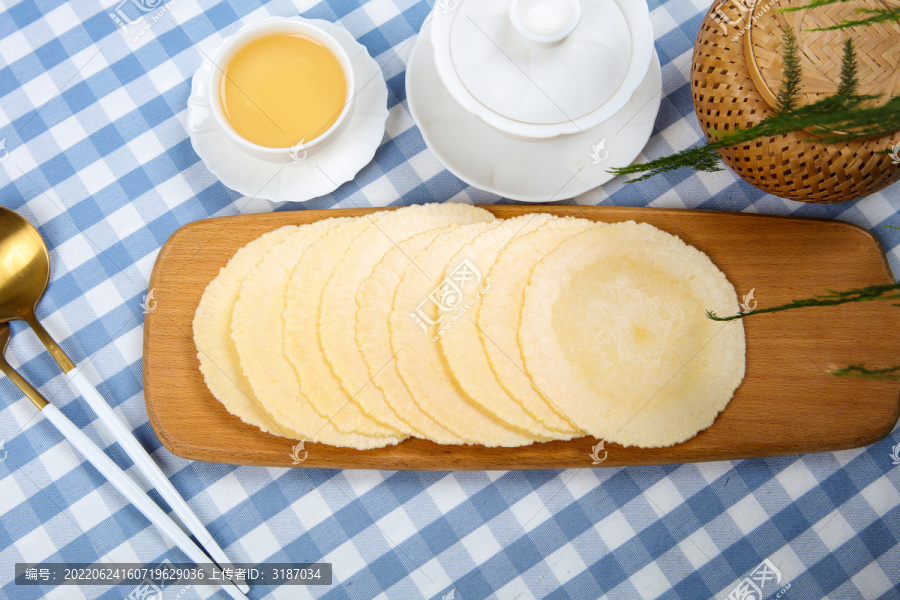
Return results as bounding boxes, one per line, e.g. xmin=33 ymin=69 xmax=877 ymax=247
xmin=438 ymin=214 xmax=559 ymax=439
xmin=477 ymin=217 xmax=598 ymax=435
xmin=193 ymin=225 xmax=298 ymax=437
xmin=520 ymin=221 xmax=745 ymax=448
xmin=320 ymin=203 xmax=495 ymax=434
xmin=391 ymin=222 xmax=537 ymax=447
xmin=357 ymin=226 xmax=468 ymax=444
xmin=232 ymin=217 xmax=404 ymax=449
xmin=283 ymin=217 xmax=401 ymax=437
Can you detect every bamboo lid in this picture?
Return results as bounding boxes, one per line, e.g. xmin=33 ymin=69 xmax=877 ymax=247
xmin=744 ymin=0 xmax=900 ymax=110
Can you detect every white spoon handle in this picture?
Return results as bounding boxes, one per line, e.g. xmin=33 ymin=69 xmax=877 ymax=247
xmin=41 ymin=404 xmax=248 ymax=600
xmin=66 ymin=368 xmax=250 ymax=594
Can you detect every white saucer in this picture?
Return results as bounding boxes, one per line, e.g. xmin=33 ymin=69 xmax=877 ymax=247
xmin=407 ymin=21 xmax=662 ymax=202
xmin=186 ymin=19 xmax=389 ymax=203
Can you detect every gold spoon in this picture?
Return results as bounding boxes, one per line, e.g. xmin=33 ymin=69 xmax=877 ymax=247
xmin=0 ymin=322 xmax=248 ymax=600
xmin=0 ymin=323 xmax=47 ymax=410
xmin=0 ymin=207 xmax=249 ymax=594
xmin=0 ymin=206 xmax=74 ymax=370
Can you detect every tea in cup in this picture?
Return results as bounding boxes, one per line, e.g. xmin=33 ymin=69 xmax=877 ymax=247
xmin=209 ymin=18 xmax=355 ymax=162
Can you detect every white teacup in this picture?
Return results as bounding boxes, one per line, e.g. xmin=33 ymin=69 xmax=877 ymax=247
xmin=207 ymin=17 xmax=355 ymax=163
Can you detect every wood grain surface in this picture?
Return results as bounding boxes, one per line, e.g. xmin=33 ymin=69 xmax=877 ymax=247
xmin=143 ymin=205 xmax=900 ymax=470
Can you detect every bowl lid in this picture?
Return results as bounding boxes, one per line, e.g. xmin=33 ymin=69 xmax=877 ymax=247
xmin=435 ymin=0 xmax=638 ymax=127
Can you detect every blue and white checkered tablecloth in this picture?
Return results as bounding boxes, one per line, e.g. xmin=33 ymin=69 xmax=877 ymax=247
xmin=1 ymin=0 xmax=898 ymax=599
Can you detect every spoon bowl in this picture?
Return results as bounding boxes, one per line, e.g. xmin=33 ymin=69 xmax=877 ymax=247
xmin=0 ymin=207 xmax=73 ymax=370
xmin=0 ymin=206 xmax=50 ymax=320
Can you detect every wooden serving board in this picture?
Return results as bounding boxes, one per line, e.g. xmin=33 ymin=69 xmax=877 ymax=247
xmin=144 ymin=205 xmax=900 ymax=470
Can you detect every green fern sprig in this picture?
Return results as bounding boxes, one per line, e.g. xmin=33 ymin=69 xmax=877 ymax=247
xmin=836 ymin=38 xmax=858 ymax=98
xmin=831 ymin=365 xmax=900 ymax=381
xmin=609 ymin=26 xmax=900 ymax=181
xmin=609 ymin=93 xmax=891 ymax=181
xmin=776 ymin=25 xmax=803 ymax=114
xmin=706 ymin=283 xmax=900 ymax=322
xmin=779 ymin=0 xmax=900 ymax=30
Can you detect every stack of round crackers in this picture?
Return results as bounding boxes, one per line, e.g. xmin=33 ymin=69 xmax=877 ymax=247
xmin=193 ymin=204 xmax=745 ymax=450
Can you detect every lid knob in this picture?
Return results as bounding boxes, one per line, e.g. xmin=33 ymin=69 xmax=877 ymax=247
xmin=509 ymin=0 xmax=582 ymax=46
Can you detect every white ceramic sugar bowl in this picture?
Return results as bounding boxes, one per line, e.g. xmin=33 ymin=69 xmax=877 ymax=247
xmin=430 ymin=0 xmax=655 ymax=140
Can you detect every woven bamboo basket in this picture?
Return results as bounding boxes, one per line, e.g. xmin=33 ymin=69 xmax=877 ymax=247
xmin=691 ymin=0 xmax=900 ymax=203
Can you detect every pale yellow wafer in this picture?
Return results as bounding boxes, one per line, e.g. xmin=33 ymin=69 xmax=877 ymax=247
xmin=438 ymin=214 xmax=560 ymax=439
xmin=232 ymin=217 xmax=404 ymax=449
xmin=320 ymin=203 xmax=495 ymax=435
xmin=284 ymin=217 xmax=401 ymax=437
xmin=357 ymin=226 xmax=468 ymax=444
xmin=193 ymin=225 xmax=298 ymax=437
xmin=391 ymin=222 xmax=537 ymax=447
xmin=477 ymin=217 xmax=598 ymax=435
xmin=520 ymin=221 xmax=745 ymax=448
